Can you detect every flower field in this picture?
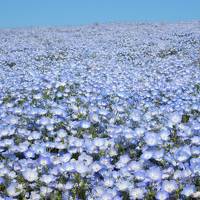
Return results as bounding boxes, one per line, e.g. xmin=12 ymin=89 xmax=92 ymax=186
xmin=0 ymin=22 xmax=200 ymax=199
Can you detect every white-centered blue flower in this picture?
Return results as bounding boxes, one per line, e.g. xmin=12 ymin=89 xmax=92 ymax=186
xmin=147 ymin=167 xmax=162 ymax=181
xmin=22 ymin=168 xmax=38 ymax=182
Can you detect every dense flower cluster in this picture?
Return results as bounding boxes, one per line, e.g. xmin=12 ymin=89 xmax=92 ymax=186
xmin=0 ymin=22 xmax=200 ymax=199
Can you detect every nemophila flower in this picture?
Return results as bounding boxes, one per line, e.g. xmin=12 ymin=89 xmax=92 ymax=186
xmin=68 ymin=146 xmax=79 ymax=155
xmin=32 ymin=144 xmax=46 ymax=154
xmin=60 ymin=153 xmax=71 ymax=163
xmin=160 ymin=129 xmax=170 ymax=141
xmin=192 ymin=122 xmax=200 ymax=133
xmin=120 ymin=166 xmax=132 ymax=177
xmin=181 ymin=185 xmax=196 ymax=197
xmin=192 ymin=191 xmax=200 ymax=199
xmin=30 ymin=191 xmax=41 ymax=200
xmin=168 ymin=112 xmax=182 ymax=126
xmin=70 ymin=120 xmax=81 ymax=129
xmin=40 ymin=174 xmax=55 ymax=184
xmin=38 ymin=117 xmax=51 ymax=126
xmin=31 ymin=131 xmax=41 ymax=140
xmin=182 ymin=168 xmax=192 ymax=178
xmin=129 ymin=187 xmax=145 ymax=199
xmin=40 ymin=186 xmax=53 ymax=197
xmin=62 ymin=191 xmax=70 ymax=200
xmin=52 ymin=107 xmax=65 ymax=116
xmin=74 ymin=138 xmax=84 ymax=148
xmin=116 ymin=154 xmax=130 ymax=168
xmin=29 ymin=107 xmax=37 ymax=115
xmin=33 ymin=93 xmax=42 ymax=100
xmin=0 ymin=127 xmax=10 ymax=137
xmin=134 ymin=127 xmax=145 ymax=138
xmin=109 ymin=147 xmax=118 ymax=157
xmin=5 ymin=115 xmax=19 ymax=125
xmin=143 ymin=111 xmax=152 ymax=122
xmin=113 ymin=195 xmax=122 ymax=200
xmin=17 ymin=128 xmax=30 ymax=137
xmin=191 ymin=146 xmax=200 ymax=155
xmin=99 ymin=109 xmax=109 ymax=116
xmin=104 ymin=177 xmax=114 ymax=188
xmin=80 ymin=120 xmax=91 ymax=129
xmin=190 ymin=158 xmax=200 ymax=174
xmin=93 ymin=138 xmax=105 ymax=147
xmin=116 ymin=180 xmax=130 ymax=191
xmin=24 ymin=149 xmax=35 ymax=158
xmin=90 ymin=112 xmax=100 ymax=123
xmin=141 ymin=150 xmax=153 ymax=160
xmin=75 ymin=162 xmax=89 ymax=174
xmin=130 ymin=110 xmax=141 ymax=122
xmin=134 ymin=170 xmax=146 ymax=181
xmin=108 ymin=188 xmax=118 ymax=198
xmin=98 ymin=169 xmax=112 ymax=181
xmin=91 ymin=162 xmax=102 ymax=172
xmin=13 ymin=107 xmax=23 ymax=114
xmin=173 ymin=170 xmax=183 ymax=179
xmin=46 ymin=124 xmax=54 ymax=131
xmin=100 ymin=157 xmax=112 ymax=169
xmin=13 ymin=162 xmax=22 ymax=171
xmin=7 ymin=182 xmax=21 ymax=197
xmin=164 ymin=153 xmax=177 ymax=166
xmin=128 ymin=161 xmax=143 ymax=171
xmin=124 ymin=128 xmax=134 ymax=140
xmin=3 ymin=139 xmax=14 ymax=147
xmin=147 ymin=167 xmax=162 ymax=181
xmin=178 ymin=124 xmax=192 ymax=137
xmin=78 ymin=152 xmax=93 ymax=165
xmin=162 ymin=167 xmax=174 ymax=178
xmin=94 ymin=186 xmax=105 ymax=197
xmin=0 ymin=167 xmax=9 ymax=176
xmin=22 ymin=168 xmax=38 ymax=182
xmin=79 ymin=107 xmax=87 ymax=115
xmin=0 ymin=177 xmax=5 ymax=184
xmin=101 ymin=191 xmax=113 ymax=200
xmin=162 ymin=180 xmax=178 ymax=193
xmin=156 ymin=190 xmax=169 ymax=200
xmin=56 ymin=142 xmax=66 ymax=150
xmin=115 ymin=105 xmax=125 ymax=113
xmin=153 ymin=149 xmax=165 ymax=160
xmin=57 ymin=129 xmax=67 ymax=138
xmin=38 ymin=156 xmax=51 ymax=166
xmin=64 ymin=181 xmax=74 ymax=190
xmin=144 ymin=132 xmax=160 ymax=146
xmin=84 ymin=139 xmax=96 ymax=152
xmin=191 ymin=136 xmax=200 ymax=145
xmin=174 ymin=146 xmax=191 ymax=162
xmin=18 ymin=141 xmax=30 ymax=152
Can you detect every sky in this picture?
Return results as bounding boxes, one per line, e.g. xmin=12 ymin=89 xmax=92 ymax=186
xmin=0 ymin=0 xmax=200 ymax=28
